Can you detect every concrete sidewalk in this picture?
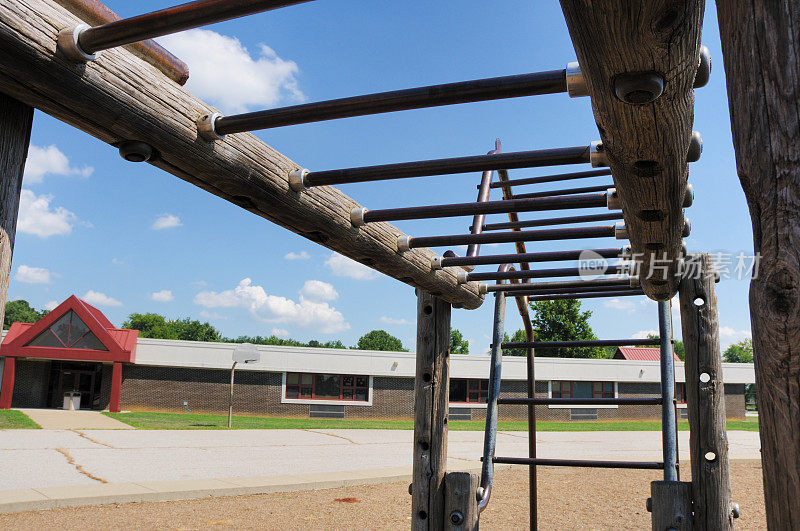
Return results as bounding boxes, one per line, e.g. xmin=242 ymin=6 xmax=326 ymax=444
xmin=0 ymin=429 xmax=761 ymax=513
xmin=16 ymin=410 xmax=134 ymax=430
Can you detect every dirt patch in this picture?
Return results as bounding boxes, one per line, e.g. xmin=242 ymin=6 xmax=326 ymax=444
xmin=0 ymin=461 xmax=765 ymax=529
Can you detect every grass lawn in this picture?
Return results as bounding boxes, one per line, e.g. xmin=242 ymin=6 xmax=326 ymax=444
xmin=0 ymin=410 xmax=40 ymax=429
xmin=104 ymin=412 xmax=759 ymax=432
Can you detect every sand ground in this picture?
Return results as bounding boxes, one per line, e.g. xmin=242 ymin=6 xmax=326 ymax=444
xmin=0 ymin=460 xmax=764 ymax=530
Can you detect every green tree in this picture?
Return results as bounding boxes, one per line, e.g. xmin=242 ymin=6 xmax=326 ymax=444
xmin=450 ymin=329 xmax=469 ymax=354
xmin=357 ymin=329 xmax=407 ymax=351
xmin=123 ymin=313 xmax=221 ymax=342
xmin=4 ymin=299 xmax=48 ymax=329
xmin=503 ymin=329 xmax=529 ymax=356
xmin=723 ymin=338 xmax=753 ymax=363
xmin=529 ymin=299 xmax=605 ymax=358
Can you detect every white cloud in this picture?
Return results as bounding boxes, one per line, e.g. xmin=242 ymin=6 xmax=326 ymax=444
xmin=284 ymin=251 xmax=310 ymax=260
xmin=719 ymin=326 xmax=751 ymax=349
xmin=44 ymin=300 xmax=58 ymax=311
xmin=380 ymin=316 xmax=412 ymax=325
xmin=632 ymin=329 xmax=659 ymax=339
xmin=325 ymin=253 xmax=378 ymax=280
xmin=271 ymin=328 xmax=290 ymax=337
xmin=157 ymin=29 xmax=303 ymax=113
xmin=111 ymin=258 xmax=124 ymax=265
xmin=300 ymin=280 xmax=338 ymax=302
xmin=82 ymin=290 xmax=122 ymax=307
xmin=15 ymin=265 xmax=52 ymax=284
xmin=603 ymin=298 xmax=635 ymax=311
xmin=199 ymin=310 xmax=228 ymax=320
xmin=17 ymin=189 xmax=77 ymax=237
xmin=194 ymin=278 xmax=349 ymax=333
xmin=23 ymin=145 xmax=93 ymax=184
xmin=150 ymin=290 xmax=174 ymax=302
xmin=152 ymin=214 xmax=182 ymax=230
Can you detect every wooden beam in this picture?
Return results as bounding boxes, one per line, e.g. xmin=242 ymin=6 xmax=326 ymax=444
xmin=716 ymin=1 xmax=800 ymax=526
xmin=0 ymin=0 xmax=484 ymax=310
xmin=0 ymin=92 xmax=33 ymax=335
xmin=650 ymin=481 xmax=693 ymax=530
xmin=678 ymin=253 xmax=734 ymax=529
xmin=412 ymin=291 xmax=451 ymax=530
xmin=559 ymin=0 xmax=704 ymax=301
xmin=443 ymin=472 xmax=479 ymax=530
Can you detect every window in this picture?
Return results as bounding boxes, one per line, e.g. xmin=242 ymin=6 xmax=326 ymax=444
xmin=552 ymin=381 xmax=614 ymax=399
xmin=285 ymin=373 xmax=369 ymax=402
xmin=25 ymin=310 xmax=107 ymax=350
xmin=675 ymin=383 xmax=686 ymax=404
xmin=450 ymin=379 xmax=488 ymax=404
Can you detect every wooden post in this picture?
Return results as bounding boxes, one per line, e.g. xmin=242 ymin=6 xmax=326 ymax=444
xmin=650 ymin=481 xmax=693 ymax=530
xmin=678 ymin=254 xmax=734 ymax=529
xmin=412 ymin=291 xmax=451 ymax=530
xmin=444 ymin=472 xmax=479 ymax=530
xmin=715 ymin=3 xmax=800 ymax=527
xmin=0 ymin=93 xmax=32 ymax=332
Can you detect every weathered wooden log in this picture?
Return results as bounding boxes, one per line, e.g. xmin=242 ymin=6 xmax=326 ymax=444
xmin=53 ymin=0 xmax=189 ymax=85
xmin=0 ymin=93 xmax=33 ymax=338
xmin=650 ymin=481 xmax=693 ymax=530
xmin=716 ymin=1 xmax=800 ymax=526
xmin=678 ymin=253 xmax=733 ymax=529
xmin=559 ymin=0 xmax=704 ymax=300
xmin=412 ymin=292 xmax=451 ymax=530
xmin=0 ymin=0 xmax=484 ymax=310
xmin=443 ymin=472 xmax=479 ymax=531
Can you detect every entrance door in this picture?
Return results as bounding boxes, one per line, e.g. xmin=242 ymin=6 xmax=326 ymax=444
xmin=51 ymin=362 xmax=103 ymax=409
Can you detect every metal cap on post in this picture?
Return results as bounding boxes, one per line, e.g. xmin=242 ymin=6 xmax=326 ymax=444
xmin=431 ymin=256 xmax=442 ymax=270
xmin=606 ymin=188 xmax=621 ymax=210
xmin=350 ymin=207 xmax=368 ymax=227
xmin=288 ymin=168 xmax=310 ymax=192
xmin=197 ymin=113 xmax=226 ymax=141
xmin=694 ymin=45 xmax=712 ymax=88
xmin=684 ymin=184 xmax=695 ymax=207
xmin=687 ymin=131 xmax=703 ymax=162
xmin=683 ymin=218 xmax=692 ymax=237
xmin=615 ymin=222 xmax=628 ymax=240
xmin=590 ymin=141 xmax=608 ymax=167
xmin=397 ymin=235 xmax=411 ymax=253
xmin=565 ymin=62 xmax=588 ymax=97
xmin=456 ymin=271 xmax=469 ymax=284
xmin=57 ymin=25 xmax=100 ymax=62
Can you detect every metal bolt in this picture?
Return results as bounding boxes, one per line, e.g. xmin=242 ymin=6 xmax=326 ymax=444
xmin=449 ymin=511 xmax=464 ymax=525
xmin=614 ymin=72 xmax=665 ymax=104
xmin=694 ymin=45 xmax=712 ymax=88
xmin=408 ymin=483 xmax=413 ymax=495
xmin=687 ymin=131 xmax=703 ymax=162
xmin=731 ymin=502 xmax=740 ymax=519
xmin=196 ymin=112 xmax=226 ymax=142
xmin=646 ymin=497 xmax=652 ymax=512
xmin=118 ymin=141 xmax=153 ymax=163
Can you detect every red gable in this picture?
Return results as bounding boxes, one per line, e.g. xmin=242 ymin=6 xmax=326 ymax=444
xmin=614 ymin=346 xmax=680 ymax=362
xmin=1 ymin=295 xmax=137 ymax=363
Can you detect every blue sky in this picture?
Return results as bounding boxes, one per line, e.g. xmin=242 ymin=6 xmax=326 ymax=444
xmin=10 ymin=1 xmax=754 ymax=352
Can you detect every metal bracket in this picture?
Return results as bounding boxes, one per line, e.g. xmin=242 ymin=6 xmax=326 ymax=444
xmin=687 ymin=131 xmax=703 ymax=162
xmin=396 ymin=235 xmax=411 ymax=253
xmin=565 ymin=62 xmax=588 ymax=97
xmin=288 ymin=168 xmax=310 ymax=192
xmin=430 ymin=256 xmax=442 ymax=270
xmin=606 ymin=188 xmax=621 ymax=210
xmin=614 ymin=221 xmax=628 ymax=240
xmin=478 ymin=283 xmax=488 ymax=295
xmin=683 ymin=218 xmax=692 ymax=237
xmin=683 ymin=184 xmax=694 ymax=207
xmin=350 ymin=207 xmax=367 ymax=227
xmin=694 ymin=45 xmax=712 ymax=88
xmin=57 ymin=25 xmax=99 ymax=62
xmin=456 ymin=271 xmax=469 ymax=284
xmin=590 ymin=141 xmax=608 ymax=167
xmin=197 ymin=112 xmax=226 ymax=142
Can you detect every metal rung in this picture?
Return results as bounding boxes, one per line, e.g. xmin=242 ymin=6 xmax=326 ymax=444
xmin=488 ymin=168 xmax=612 ymax=188
xmin=477 ymin=212 xmax=624 ymax=232
xmin=438 ymin=247 xmax=623 ymax=268
xmin=501 ymin=338 xmax=661 ymax=349
xmin=497 ymin=397 xmax=663 ymax=406
xmin=521 ymin=289 xmax=645 ymax=301
xmin=512 ymin=184 xmax=612 ymax=200
xmin=492 ymin=457 xmax=664 ymax=470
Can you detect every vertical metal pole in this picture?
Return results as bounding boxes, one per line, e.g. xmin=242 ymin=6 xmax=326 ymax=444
xmin=525 ymin=337 xmax=537 ymax=530
xmin=228 ymin=361 xmax=237 ymax=428
xmin=478 ymin=287 xmax=505 ymax=511
xmin=658 ymin=300 xmax=678 ymax=481
xmin=466 ymin=139 xmax=501 ymax=259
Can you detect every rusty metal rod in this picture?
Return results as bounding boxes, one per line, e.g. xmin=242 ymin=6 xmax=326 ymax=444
xmin=498 ymin=397 xmax=664 ymax=405
xmin=215 ymin=72 xmax=567 ymax=134
xmin=492 ymin=457 xmax=664 ymax=470
xmin=466 ymin=140 xmax=502 ymax=259
xmin=466 ymin=264 xmax=626 ymax=281
xmin=477 ymin=212 xmax=624 ymax=232
xmin=521 ymin=290 xmax=645 ymax=301
xmin=302 ymin=146 xmax=590 ymax=187
xmin=77 ymin=0 xmax=310 ymax=53
xmin=501 ymin=338 xmax=661 ymax=349
xmin=488 ymin=168 xmax=612 ymax=188
xmin=486 ymin=277 xmax=631 ymax=293
xmin=512 ymin=184 xmax=612 ymax=200
xmin=439 ymin=248 xmax=623 ymax=268
xmin=408 ymin=224 xmax=615 ymax=249
xmin=365 ymin=193 xmax=608 ymax=224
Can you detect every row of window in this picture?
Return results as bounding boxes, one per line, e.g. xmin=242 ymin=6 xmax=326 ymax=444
xmin=284 ymin=374 xmax=683 ymax=404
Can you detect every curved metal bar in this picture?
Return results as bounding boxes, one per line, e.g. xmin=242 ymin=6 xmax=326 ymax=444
xmin=478 ymin=265 xmax=509 ymax=512
xmin=467 ymin=140 xmax=501 ymax=258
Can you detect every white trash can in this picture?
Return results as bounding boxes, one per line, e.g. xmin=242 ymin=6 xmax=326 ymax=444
xmin=63 ymin=392 xmax=81 ymax=410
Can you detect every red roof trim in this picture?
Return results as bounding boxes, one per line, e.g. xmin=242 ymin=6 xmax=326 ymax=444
xmin=615 ymin=346 xmax=680 ymax=362
xmin=0 ymin=295 xmax=137 ymax=363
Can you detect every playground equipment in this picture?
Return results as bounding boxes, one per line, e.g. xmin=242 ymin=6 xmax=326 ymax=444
xmin=0 ymin=0 xmax=795 ymax=529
